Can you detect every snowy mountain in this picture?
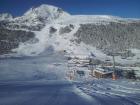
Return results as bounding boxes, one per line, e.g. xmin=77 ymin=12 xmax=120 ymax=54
xmin=0 ymin=13 xmax=13 ymax=21
xmin=0 ymin=4 xmax=70 ymax=31
xmin=22 ymin=4 xmax=70 ymax=22
xmin=1 ymin=4 xmax=140 ymax=65
xmin=13 ymin=4 xmax=70 ymax=30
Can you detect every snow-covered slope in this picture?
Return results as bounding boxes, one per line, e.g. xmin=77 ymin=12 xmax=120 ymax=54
xmin=13 ymin=4 xmax=70 ymax=27
xmin=56 ymin=15 xmax=122 ymax=25
xmin=56 ymin=14 xmax=140 ymax=25
xmin=0 ymin=13 xmax=13 ymax=21
xmin=0 ymin=4 xmax=70 ymax=31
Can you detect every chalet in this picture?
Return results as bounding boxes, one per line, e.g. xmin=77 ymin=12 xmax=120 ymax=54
xmin=92 ymin=67 xmax=114 ymax=78
xmin=67 ymin=56 xmax=90 ymax=68
xmin=67 ymin=56 xmax=92 ymax=80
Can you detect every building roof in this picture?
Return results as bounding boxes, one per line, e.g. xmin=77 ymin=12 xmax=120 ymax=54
xmin=95 ymin=67 xmax=113 ymax=74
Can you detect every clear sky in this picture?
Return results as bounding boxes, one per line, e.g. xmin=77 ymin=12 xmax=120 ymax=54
xmin=0 ymin=0 xmax=140 ymax=18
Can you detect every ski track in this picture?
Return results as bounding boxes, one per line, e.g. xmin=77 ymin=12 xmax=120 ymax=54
xmin=76 ymin=79 xmax=140 ymax=105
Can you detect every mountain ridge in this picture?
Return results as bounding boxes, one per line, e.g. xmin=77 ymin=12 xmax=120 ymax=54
xmin=0 ymin=4 xmax=140 ymax=31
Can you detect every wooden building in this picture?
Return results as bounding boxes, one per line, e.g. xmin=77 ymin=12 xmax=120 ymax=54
xmin=93 ymin=67 xmax=113 ymax=78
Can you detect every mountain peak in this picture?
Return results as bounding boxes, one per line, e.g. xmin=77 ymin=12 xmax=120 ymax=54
xmin=24 ymin=4 xmax=58 ymax=16
xmin=23 ymin=4 xmax=70 ymax=20
xmin=10 ymin=4 xmax=70 ymax=30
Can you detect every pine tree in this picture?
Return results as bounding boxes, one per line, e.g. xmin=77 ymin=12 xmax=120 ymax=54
xmin=126 ymin=70 xmax=136 ymax=79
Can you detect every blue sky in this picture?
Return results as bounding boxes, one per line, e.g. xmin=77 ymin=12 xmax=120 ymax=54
xmin=0 ymin=0 xmax=140 ymax=18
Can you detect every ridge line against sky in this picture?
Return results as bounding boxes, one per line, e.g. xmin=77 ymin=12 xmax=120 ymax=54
xmin=0 ymin=0 xmax=140 ymax=18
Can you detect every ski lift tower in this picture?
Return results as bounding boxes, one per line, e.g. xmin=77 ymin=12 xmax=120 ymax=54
xmin=111 ymin=53 xmax=117 ymax=80
xmin=67 ymin=56 xmax=77 ymax=80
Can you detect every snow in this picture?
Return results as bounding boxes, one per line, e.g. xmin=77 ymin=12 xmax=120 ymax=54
xmin=0 ymin=13 xmax=13 ymax=21
xmin=0 ymin=49 xmax=140 ymax=105
xmin=22 ymin=4 xmax=70 ymax=22
xmin=13 ymin=4 xmax=70 ymax=27
xmin=77 ymin=79 xmax=140 ymax=105
xmin=56 ymin=15 xmax=140 ymax=25
xmin=111 ymin=49 xmax=140 ymax=65
xmin=0 ymin=53 xmax=140 ymax=105
xmin=0 ymin=52 xmax=67 ymax=82
xmin=0 ymin=80 xmax=100 ymax=105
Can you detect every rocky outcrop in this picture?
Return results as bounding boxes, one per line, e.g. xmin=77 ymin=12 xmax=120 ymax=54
xmin=59 ymin=24 xmax=74 ymax=34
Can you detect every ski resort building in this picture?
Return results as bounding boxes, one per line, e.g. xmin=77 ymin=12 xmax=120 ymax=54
xmin=92 ymin=67 xmax=114 ymax=78
xmin=67 ymin=56 xmax=93 ymax=80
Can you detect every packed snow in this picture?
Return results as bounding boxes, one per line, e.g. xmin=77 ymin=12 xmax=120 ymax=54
xmin=0 ymin=50 xmax=140 ymax=105
xmin=76 ymin=79 xmax=140 ymax=105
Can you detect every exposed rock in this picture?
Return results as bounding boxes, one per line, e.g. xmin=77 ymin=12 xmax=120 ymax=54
xmin=59 ymin=24 xmax=74 ymax=34
xmin=49 ymin=27 xmax=57 ymax=34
